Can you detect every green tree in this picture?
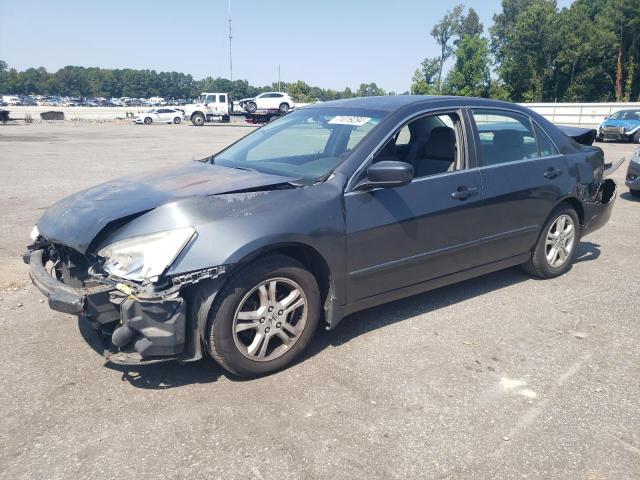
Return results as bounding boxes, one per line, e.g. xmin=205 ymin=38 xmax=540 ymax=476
xmin=445 ymin=34 xmax=491 ymax=97
xmin=456 ymin=7 xmax=483 ymax=40
xmin=287 ymin=80 xmax=314 ymax=102
xmin=430 ymin=4 xmax=465 ymax=88
xmin=356 ymin=83 xmax=385 ymax=97
xmin=410 ymin=58 xmax=441 ymax=94
xmin=490 ymin=0 xmax=560 ymax=102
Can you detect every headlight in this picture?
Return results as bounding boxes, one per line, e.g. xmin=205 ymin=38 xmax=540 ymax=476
xmin=632 ymin=148 xmax=640 ymax=164
xmin=98 ymin=227 xmax=195 ymax=282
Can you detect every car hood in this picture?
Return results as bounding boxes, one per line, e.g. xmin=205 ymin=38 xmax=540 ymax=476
xmin=601 ymin=119 xmax=640 ymax=130
xmin=37 ymin=162 xmax=295 ymax=253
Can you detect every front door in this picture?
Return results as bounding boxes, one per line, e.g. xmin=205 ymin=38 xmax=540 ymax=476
xmin=345 ymin=110 xmax=488 ymax=302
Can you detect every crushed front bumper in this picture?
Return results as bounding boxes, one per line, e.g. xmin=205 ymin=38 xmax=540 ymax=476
xmin=28 ymin=249 xmax=85 ymax=314
xmin=26 ymin=248 xmax=194 ymax=365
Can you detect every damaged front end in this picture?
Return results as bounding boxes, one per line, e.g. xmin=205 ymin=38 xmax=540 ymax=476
xmin=25 ymin=240 xmax=226 ymax=365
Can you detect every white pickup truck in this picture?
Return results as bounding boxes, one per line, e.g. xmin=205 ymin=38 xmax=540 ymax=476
xmin=184 ymin=92 xmax=232 ymax=126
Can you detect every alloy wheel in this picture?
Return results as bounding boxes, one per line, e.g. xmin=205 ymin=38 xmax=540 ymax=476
xmin=232 ymin=277 xmax=307 ymax=362
xmin=545 ymin=214 xmax=576 ymax=268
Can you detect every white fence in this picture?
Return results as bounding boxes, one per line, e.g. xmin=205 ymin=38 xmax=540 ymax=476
xmin=4 ymin=102 xmax=640 ymax=127
xmin=522 ymin=102 xmax=640 ymax=128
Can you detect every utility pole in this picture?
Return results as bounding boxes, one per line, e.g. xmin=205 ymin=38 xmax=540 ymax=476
xmin=228 ymin=0 xmax=233 ymax=82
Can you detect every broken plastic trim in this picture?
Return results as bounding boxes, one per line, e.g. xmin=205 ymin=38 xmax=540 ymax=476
xmin=171 ymin=265 xmax=227 ymax=286
xmin=88 ymin=264 xmax=227 ymax=299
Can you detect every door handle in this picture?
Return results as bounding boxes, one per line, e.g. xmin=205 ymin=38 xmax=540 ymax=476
xmin=544 ymin=167 xmax=562 ymax=179
xmin=451 ymin=186 xmax=480 ymax=200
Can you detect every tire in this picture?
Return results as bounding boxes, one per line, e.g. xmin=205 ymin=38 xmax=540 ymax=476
xmin=205 ymin=254 xmax=320 ymax=377
xmin=143 ymin=117 xmax=152 ymax=125
xmin=630 ymin=189 xmax=640 ymax=198
xmin=222 ymin=114 xmax=230 ymax=123
xmin=191 ymin=113 xmax=205 ymax=126
xmin=173 ymin=117 xmax=181 ymax=124
xmin=523 ymin=204 xmax=580 ymax=279
xmin=245 ymin=102 xmax=257 ymax=114
xmin=633 ymin=131 xmax=640 ymax=144
xmin=278 ymin=102 xmax=290 ymax=114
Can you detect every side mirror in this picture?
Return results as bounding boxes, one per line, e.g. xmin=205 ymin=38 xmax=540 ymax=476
xmin=357 ymin=161 xmax=413 ymax=190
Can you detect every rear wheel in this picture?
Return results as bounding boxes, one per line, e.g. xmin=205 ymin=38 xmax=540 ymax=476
xmin=143 ymin=117 xmax=152 ymax=125
xmin=523 ymin=205 xmax=580 ymax=279
xmin=191 ymin=113 xmax=205 ymax=126
xmin=205 ymin=255 xmax=320 ymax=377
xmin=173 ymin=117 xmax=181 ymax=124
xmin=279 ymin=102 xmax=290 ymax=114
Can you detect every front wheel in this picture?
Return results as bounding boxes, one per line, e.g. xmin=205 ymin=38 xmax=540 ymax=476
xmin=205 ymin=255 xmax=320 ymax=377
xmin=173 ymin=117 xmax=181 ymax=124
xmin=633 ymin=131 xmax=640 ymax=144
xmin=191 ymin=113 xmax=205 ymax=126
xmin=278 ymin=102 xmax=290 ymax=114
xmin=630 ymin=189 xmax=640 ymax=198
xmin=245 ymin=102 xmax=257 ymax=114
xmin=523 ymin=205 xmax=580 ymax=279
xmin=143 ymin=117 xmax=152 ymax=125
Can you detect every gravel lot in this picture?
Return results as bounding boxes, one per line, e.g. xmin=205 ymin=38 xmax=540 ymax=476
xmin=0 ymin=122 xmax=638 ymax=479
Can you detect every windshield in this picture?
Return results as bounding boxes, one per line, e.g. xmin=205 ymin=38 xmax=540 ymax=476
xmin=213 ymin=107 xmax=387 ymax=181
xmin=609 ymin=110 xmax=640 ymax=120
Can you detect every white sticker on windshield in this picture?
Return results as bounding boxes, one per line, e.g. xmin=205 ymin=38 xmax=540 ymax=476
xmin=328 ymin=116 xmax=371 ymax=126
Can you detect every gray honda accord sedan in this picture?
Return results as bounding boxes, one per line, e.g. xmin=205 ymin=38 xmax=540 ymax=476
xmin=26 ymin=96 xmax=616 ymax=377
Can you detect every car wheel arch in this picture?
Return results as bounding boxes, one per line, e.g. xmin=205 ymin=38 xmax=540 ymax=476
xmin=234 ymin=242 xmax=334 ymax=314
xmin=554 ymin=196 xmax=585 ymax=226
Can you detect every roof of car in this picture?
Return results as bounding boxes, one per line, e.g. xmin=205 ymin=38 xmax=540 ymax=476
xmin=305 ymin=95 xmax=523 ymax=111
xmin=306 ymin=95 xmax=464 ymax=111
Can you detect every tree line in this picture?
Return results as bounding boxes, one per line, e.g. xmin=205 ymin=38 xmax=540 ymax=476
xmin=413 ymin=0 xmax=640 ymax=102
xmin=2 ymin=0 xmax=639 ymax=104
xmin=0 ymin=60 xmax=385 ymax=103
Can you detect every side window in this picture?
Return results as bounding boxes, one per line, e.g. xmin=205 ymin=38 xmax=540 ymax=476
xmin=471 ymin=109 xmax=538 ymax=165
xmin=373 ymin=112 xmax=462 ymax=179
xmin=205 ymin=95 xmax=216 ymax=103
xmin=533 ymin=123 xmax=559 ymax=157
xmin=218 ymin=95 xmax=226 ymax=103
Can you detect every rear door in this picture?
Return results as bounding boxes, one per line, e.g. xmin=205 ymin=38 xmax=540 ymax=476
xmin=469 ymin=108 xmax=571 ymax=261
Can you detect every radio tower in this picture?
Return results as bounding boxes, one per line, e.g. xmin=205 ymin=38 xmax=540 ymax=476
xmin=228 ymin=0 xmax=233 ymax=82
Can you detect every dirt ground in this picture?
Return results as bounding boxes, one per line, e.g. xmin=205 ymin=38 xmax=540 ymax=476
xmin=0 ymin=122 xmax=638 ymax=479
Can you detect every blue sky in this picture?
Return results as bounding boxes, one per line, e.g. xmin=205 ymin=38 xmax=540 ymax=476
xmin=0 ymin=0 xmax=574 ymax=93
